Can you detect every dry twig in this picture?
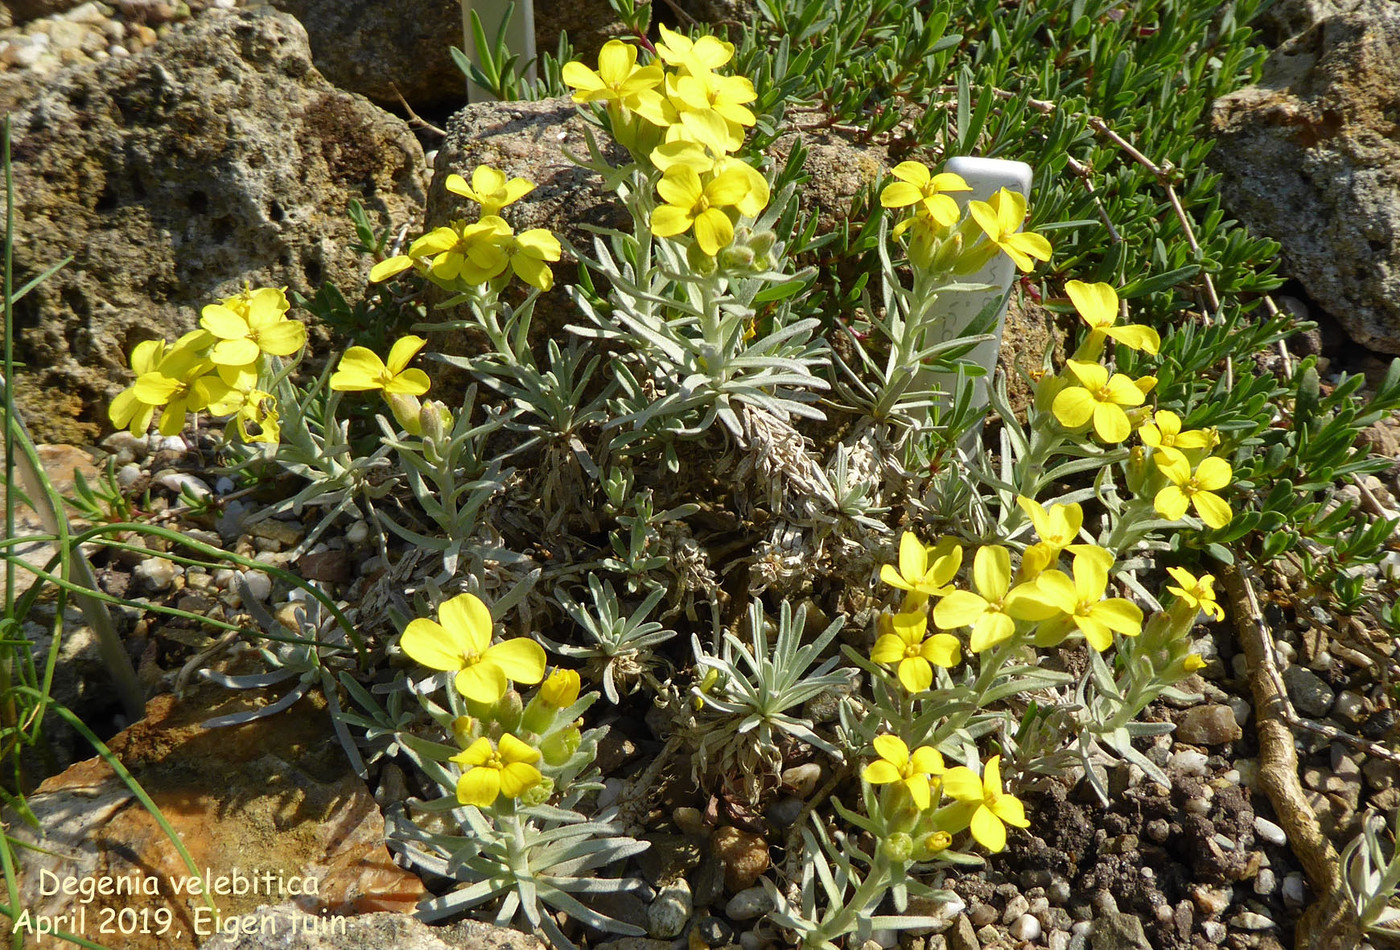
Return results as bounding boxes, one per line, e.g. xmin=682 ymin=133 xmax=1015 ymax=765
xmin=1222 ymin=562 xmax=1358 ymax=950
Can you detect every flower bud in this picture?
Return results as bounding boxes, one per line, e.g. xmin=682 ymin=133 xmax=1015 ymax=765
xmin=916 ymin=830 xmax=953 ymax=859
xmin=686 ymin=241 xmax=718 ymax=276
xmin=1125 ymin=444 xmax=1150 ymax=495
xmin=452 ymin=716 xmax=477 ymax=748
xmin=519 ymin=776 xmax=555 ymax=807
xmin=882 ymin=832 xmax=915 ymax=863
xmin=541 ymin=668 xmax=581 ymax=709
xmin=384 ymin=392 xmax=424 ymax=435
xmin=419 ymin=399 xmax=452 ymax=444
xmin=540 ymin=726 xmax=582 ymax=766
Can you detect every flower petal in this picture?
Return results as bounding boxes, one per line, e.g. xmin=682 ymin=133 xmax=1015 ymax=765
xmin=1193 ymin=491 xmax=1233 ymax=529
xmin=897 ymin=657 xmax=934 ymax=692
xmin=499 ymin=761 xmax=542 ymax=798
xmin=455 ymin=663 xmax=509 ymax=704
xmin=438 ymin=593 xmax=493 ymax=654
xmin=941 ymin=767 xmax=983 ymax=803
xmin=399 ymin=619 xmax=463 ymax=672
xmin=974 ymin=545 xmax=1011 ymax=598
xmin=456 ymin=766 xmax=501 ymax=807
xmin=970 ymin=806 xmax=1007 ymax=852
xmin=933 ymin=591 xmax=987 ymax=630
xmin=873 ymin=734 xmax=910 ymax=767
xmin=485 ymin=638 xmax=548 ymax=685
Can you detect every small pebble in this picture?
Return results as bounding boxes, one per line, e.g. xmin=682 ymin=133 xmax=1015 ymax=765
xmin=1010 ymin=914 xmax=1041 ymax=942
xmin=157 ymin=471 xmax=210 ymax=499
xmin=672 ymin=807 xmax=706 ymax=837
xmin=694 ymin=916 xmax=731 ymax=947
xmin=1228 ymin=911 xmax=1274 ymax=930
xmin=1145 ymin=819 xmax=1170 ymax=843
xmin=765 ymin=796 xmax=803 ymax=828
xmin=711 ymin=826 xmax=769 ymax=893
xmin=868 ymin=930 xmax=897 ymax=949
xmin=152 ymin=434 xmax=187 ymax=454
xmin=782 ymin=762 xmax=822 ymax=797
xmin=969 ymin=901 xmax=998 ymax=927
xmin=238 ymin=569 xmax=271 ymax=601
xmin=1282 ymin=873 xmax=1307 ymax=906
xmin=1201 ymin=920 xmax=1226 ymax=944
xmin=117 ymin=462 xmax=143 ymax=487
xmin=345 ymin=520 xmax=370 ymax=544
xmin=1254 ymin=817 xmax=1287 ymax=846
xmin=647 ymin=879 xmax=692 ymax=939
xmin=1002 ymin=894 xmax=1029 ymax=924
xmin=1192 ymin=884 xmax=1231 ymax=917
xmin=215 ymin=476 xmax=236 ymax=494
xmin=1047 ymin=931 xmax=1070 ymax=950
xmin=133 ymin=557 xmax=179 ymax=591
xmin=1047 ymin=878 xmax=1071 ymax=905
xmin=1254 ymin=868 xmax=1277 ymax=896
xmin=724 ymin=885 xmax=774 ymax=921
xmin=1169 ymin=749 xmax=1209 ymax=776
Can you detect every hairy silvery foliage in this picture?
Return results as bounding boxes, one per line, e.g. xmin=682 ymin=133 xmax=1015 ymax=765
xmin=375 ymin=386 xmax=511 ymax=581
xmin=200 ymin=581 xmax=367 ymax=776
xmin=568 ymin=135 xmax=830 ymax=461
xmin=688 ymin=599 xmax=849 ymax=802
xmin=540 ymin=574 xmax=677 ymax=704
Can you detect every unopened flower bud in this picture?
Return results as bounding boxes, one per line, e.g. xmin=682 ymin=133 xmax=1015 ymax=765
xmin=419 ymin=399 xmax=452 ymax=443
xmin=541 ymin=668 xmax=581 ymax=709
xmin=384 ymin=392 xmax=424 ymax=435
xmin=687 ymin=241 xmax=718 ymax=276
xmin=540 ymin=726 xmax=582 ymax=766
xmin=882 ymin=832 xmax=915 ymax=863
xmin=917 ymin=830 xmax=953 ymax=858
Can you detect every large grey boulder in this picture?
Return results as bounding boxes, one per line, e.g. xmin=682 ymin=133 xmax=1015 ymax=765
xmin=265 ymin=0 xmax=466 ymax=111
xmin=0 ymin=7 xmax=428 ymax=441
xmin=1208 ymin=1 xmax=1400 ymax=353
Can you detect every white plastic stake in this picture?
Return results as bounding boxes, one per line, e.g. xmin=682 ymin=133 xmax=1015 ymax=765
xmin=462 ymin=0 xmax=537 ymax=103
xmin=928 ymin=156 xmax=1034 ymax=431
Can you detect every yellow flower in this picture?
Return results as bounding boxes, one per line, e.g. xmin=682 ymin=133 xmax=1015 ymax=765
xmin=445 ymin=165 xmax=534 ymax=217
xmin=330 ymin=336 xmax=432 ymax=396
xmin=1065 ymin=280 xmax=1160 ymax=355
xmin=110 ymin=339 xmax=169 ymax=436
xmin=1031 ymin=546 xmax=1144 ymax=652
xmin=451 ymin=734 xmax=542 ymax=807
xmin=410 ymin=218 xmax=511 ymax=286
xmin=879 ymin=532 xmax=963 ymax=609
xmin=1153 ymin=455 xmax=1233 ymax=529
xmin=130 ymin=329 xmax=217 ymax=437
xmin=669 ymin=68 xmax=757 ymax=152
xmin=967 ymin=188 xmax=1052 ymax=272
xmin=1051 ymin=359 xmax=1147 ymax=443
xmin=880 ymin=162 xmax=971 ymax=229
xmin=1165 ymin=567 xmax=1226 ymax=621
xmin=399 ymin=592 xmax=548 ymax=703
xmin=862 ymin=734 xmax=945 ymax=810
xmin=871 ymin=609 xmax=961 ymax=691
xmin=941 ymin=755 xmax=1030 ymax=852
xmin=197 ymin=372 xmax=280 ymax=444
xmin=540 ymin=668 xmax=582 ymax=708
xmin=199 ymin=294 xmax=307 ymax=367
xmin=1017 ymin=496 xmax=1083 ymax=554
xmin=653 ymin=24 xmax=734 ymax=73
xmin=562 ymin=40 xmax=668 ymax=118
xmin=1139 ymin=410 xmax=1215 ymax=457
xmin=493 ymin=218 xmax=563 ymax=292
xmin=933 ymin=545 xmax=1059 ymax=653
xmin=650 ymin=161 xmax=767 ymax=255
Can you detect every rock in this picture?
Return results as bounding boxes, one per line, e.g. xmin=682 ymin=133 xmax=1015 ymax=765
xmin=647 ymin=879 xmax=692 ymax=939
xmin=1176 ymin=704 xmax=1244 ymax=745
xmin=1255 ymin=816 xmax=1288 ymax=846
xmin=1002 ymin=894 xmax=1030 ymax=923
xmin=1208 ymin=2 xmax=1400 ymax=355
xmin=1282 ymin=665 xmax=1336 ymax=717
xmin=710 ymin=826 xmax=769 ymax=893
xmin=723 ymin=885 xmax=773 ymax=921
xmin=0 ymin=8 xmax=428 ymax=442
xmin=1090 ymin=910 xmax=1152 ymax=950
xmin=1 ymin=443 xmax=102 ymax=599
xmin=6 ymin=0 xmax=85 ymax=23
xmin=7 ymin=688 xmax=424 ymax=950
xmin=693 ymin=915 xmax=732 ymax=947
xmin=782 ymin=761 xmax=823 ymax=797
xmin=1011 ymin=914 xmax=1042 ymax=942
xmin=133 ymin=555 xmax=180 ymax=591
xmin=1228 ymin=911 xmax=1275 ymax=931
xmin=765 ymin=795 xmax=804 ymax=827
xmin=1282 ymin=872 xmax=1308 ymax=906
xmin=1168 ymin=748 xmax=1210 ymax=776
xmin=947 ymin=914 xmax=979 ymax=950
xmin=264 ymin=0 xmax=464 ymax=111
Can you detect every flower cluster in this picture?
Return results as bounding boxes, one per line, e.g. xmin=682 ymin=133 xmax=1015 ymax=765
xmin=563 ymin=26 xmax=770 ymax=257
xmin=370 ymin=164 xmax=562 ymax=293
xmin=880 ymin=161 xmax=1051 ymax=275
xmin=863 ymin=736 xmax=1029 ymax=854
xmin=1044 ymin=281 xmax=1235 ymax=529
xmin=109 ymin=286 xmax=305 ymax=443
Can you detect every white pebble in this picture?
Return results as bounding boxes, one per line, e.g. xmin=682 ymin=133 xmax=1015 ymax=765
xmin=157 ymin=472 xmax=210 ymax=499
xmin=1229 ymin=911 xmax=1274 ymax=930
xmin=153 ymin=434 xmax=188 ymax=454
xmin=1169 ymin=749 xmax=1210 ymax=776
xmin=725 ymin=885 xmax=775 ymax=921
xmin=215 ymin=477 xmax=236 ymax=495
xmin=1255 ymin=817 xmax=1287 ymax=846
xmin=239 ymin=569 xmax=272 ymax=602
xmin=117 ymin=463 xmax=143 ymax=487
xmin=1282 ymin=873 xmax=1307 ymax=906
xmin=133 ymin=557 xmax=179 ymax=591
xmin=1010 ymin=914 xmax=1041 ymax=942
xmin=345 ymin=521 xmax=370 ymax=544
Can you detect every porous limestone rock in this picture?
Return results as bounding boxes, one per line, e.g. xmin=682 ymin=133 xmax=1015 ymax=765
xmin=0 ymin=7 xmax=427 ymax=441
xmin=1209 ymin=1 xmax=1400 ymax=354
